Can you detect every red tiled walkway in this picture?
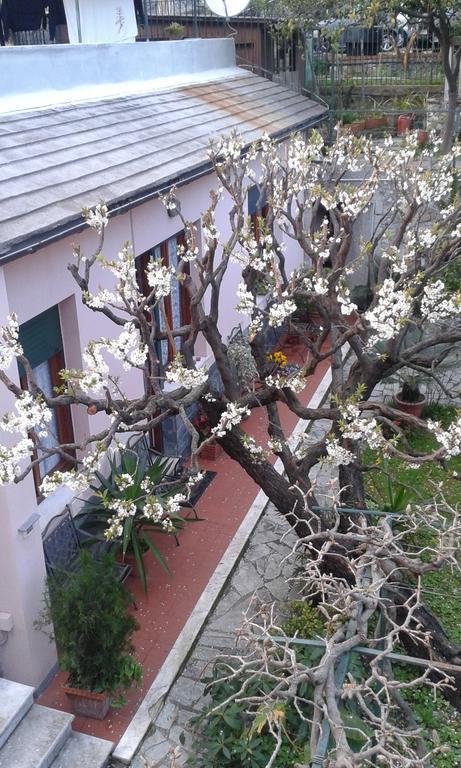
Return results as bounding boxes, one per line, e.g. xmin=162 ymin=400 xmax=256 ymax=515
xmin=38 ymin=346 xmax=330 ymax=744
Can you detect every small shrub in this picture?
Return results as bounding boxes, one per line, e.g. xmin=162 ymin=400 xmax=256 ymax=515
xmin=38 ymin=551 xmax=141 ymax=701
xmin=281 ymin=600 xmax=324 ymax=639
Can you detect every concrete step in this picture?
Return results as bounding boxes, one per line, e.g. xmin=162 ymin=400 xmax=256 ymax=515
xmin=0 ymin=704 xmax=73 ymax=768
xmin=0 ymin=678 xmax=34 ymax=750
xmin=51 ymin=732 xmax=113 ymax=768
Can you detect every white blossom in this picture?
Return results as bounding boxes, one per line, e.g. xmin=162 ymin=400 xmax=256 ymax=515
xmin=268 ymin=297 xmax=296 ymax=327
xmin=211 ymin=403 xmax=250 ymax=438
xmin=145 ymin=259 xmax=173 ymax=298
xmin=166 ymin=354 xmax=208 ymax=389
xmin=83 ymin=202 xmax=108 ymax=233
xmin=0 ymin=314 xmax=22 ymax=371
xmin=324 ymin=438 xmax=354 ymax=467
xmin=365 ymin=279 xmax=412 ymax=345
xmin=236 ymin=283 xmax=255 ymax=316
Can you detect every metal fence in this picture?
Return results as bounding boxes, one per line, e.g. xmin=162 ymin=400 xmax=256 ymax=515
xmin=136 ymin=3 xmax=444 ymax=94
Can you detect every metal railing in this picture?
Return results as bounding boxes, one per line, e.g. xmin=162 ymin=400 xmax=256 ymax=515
xmin=310 ymin=25 xmax=443 ymax=92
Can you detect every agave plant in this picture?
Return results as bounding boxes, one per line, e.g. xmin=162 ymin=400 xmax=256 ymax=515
xmin=76 ymin=450 xmax=188 ymax=591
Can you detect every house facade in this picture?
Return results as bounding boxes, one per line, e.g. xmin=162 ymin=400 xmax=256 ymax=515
xmin=0 ymin=37 xmax=326 ymax=687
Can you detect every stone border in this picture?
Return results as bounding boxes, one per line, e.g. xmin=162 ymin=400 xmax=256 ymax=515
xmin=112 ymin=365 xmax=332 ymax=765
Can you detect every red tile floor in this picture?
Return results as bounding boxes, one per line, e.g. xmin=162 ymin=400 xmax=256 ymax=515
xmin=38 ymin=344 xmax=330 ymax=744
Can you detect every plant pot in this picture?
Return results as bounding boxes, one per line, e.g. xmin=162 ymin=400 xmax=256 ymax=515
xmin=417 ymin=129 xmax=429 ymax=145
xmin=200 ymin=441 xmax=223 ymax=460
xmin=346 ymin=120 xmax=366 ymax=134
xmin=63 ymin=684 xmax=111 ymax=720
xmin=365 ymin=116 xmax=388 ymax=130
xmin=397 ymin=114 xmax=413 ymax=136
xmin=394 ymin=392 xmax=427 ymax=419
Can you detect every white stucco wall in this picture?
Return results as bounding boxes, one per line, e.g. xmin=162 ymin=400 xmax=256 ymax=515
xmin=0 ymin=155 xmax=305 ymax=687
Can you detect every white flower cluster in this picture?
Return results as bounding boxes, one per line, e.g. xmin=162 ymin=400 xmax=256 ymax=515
xmin=146 ymin=260 xmax=173 ymax=299
xmin=365 ymin=279 xmax=412 ymax=345
xmin=85 ymin=288 xmax=118 ymax=310
xmin=105 ymin=323 xmax=147 ymax=371
xmin=166 ymin=354 xmax=208 ymax=390
xmin=303 ymin=275 xmax=329 ymax=296
xmin=1 ymin=392 xmax=52 ymax=434
xmin=211 ymin=133 xmax=245 ymax=164
xmin=236 ymin=283 xmax=255 ymax=316
xmin=267 ymin=437 xmax=283 ymax=453
xmin=427 ymin=416 xmax=461 ymax=457
xmin=268 ymin=297 xmax=296 ymax=327
xmin=420 ymin=280 xmax=461 ymax=323
xmin=100 ymin=245 xmax=140 ymax=304
xmin=0 ymin=314 xmax=22 ymax=371
xmin=336 ymin=285 xmax=357 ymax=316
xmin=83 ymin=202 xmax=108 ymax=234
xmin=211 ymin=403 xmax=250 ymax=438
xmin=265 ymin=371 xmax=305 ymax=393
xmin=324 ymin=438 xmax=354 ymax=467
xmin=80 ymin=341 xmax=109 ymax=394
xmin=339 ymin=401 xmax=383 ymax=450
xmin=177 ymin=241 xmax=199 ymax=263
xmin=241 ymin=434 xmax=267 ymax=462
xmin=39 ymin=468 xmax=91 ymax=497
xmin=0 ymin=438 xmax=34 ymax=485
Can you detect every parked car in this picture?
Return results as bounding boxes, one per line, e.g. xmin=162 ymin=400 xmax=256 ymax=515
xmin=314 ymin=20 xmax=383 ymax=55
xmin=314 ymin=15 xmax=439 ymax=55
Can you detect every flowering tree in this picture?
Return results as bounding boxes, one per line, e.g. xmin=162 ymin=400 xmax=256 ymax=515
xmin=1 ymin=129 xmax=461 ymax=666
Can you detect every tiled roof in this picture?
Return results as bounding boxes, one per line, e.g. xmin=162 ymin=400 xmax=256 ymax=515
xmin=0 ymin=69 xmax=326 ymax=260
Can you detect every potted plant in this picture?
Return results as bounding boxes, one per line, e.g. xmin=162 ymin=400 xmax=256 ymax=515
xmin=76 ymin=450 xmax=186 ymax=591
xmin=365 ymin=114 xmax=389 ymax=131
xmin=165 ymin=22 xmax=186 ymax=39
xmin=394 ymin=375 xmax=427 ymax=418
xmin=38 ymin=551 xmax=142 ymax=719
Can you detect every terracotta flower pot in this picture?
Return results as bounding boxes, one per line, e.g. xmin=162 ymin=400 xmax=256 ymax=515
xmin=347 ymin=120 xmax=367 ymax=134
xmin=63 ymin=684 xmax=111 ymax=720
xmin=397 ymin=114 xmax=413 ymax=136
xmin=200 ymin=441 xmax=223 ymax=460
xmin=417 ymin=129 xmax=429 ymax=145
xmin=365 ymin=116 xmax=388 ymax=130
xmin=394 ymin=392 xmax=426 ymax=419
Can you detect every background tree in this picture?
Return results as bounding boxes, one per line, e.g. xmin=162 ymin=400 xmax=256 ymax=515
xmin=271 ymin=0 xmax=461 ymax=151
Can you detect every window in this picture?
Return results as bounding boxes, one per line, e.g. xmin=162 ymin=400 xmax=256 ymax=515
xmin=18 ymin=306 xmax=74 ymax=496
xmin=136 ymin=231 xmax=191 ymax=369
xmin=248 ymin=185 xmax=269 ymax=241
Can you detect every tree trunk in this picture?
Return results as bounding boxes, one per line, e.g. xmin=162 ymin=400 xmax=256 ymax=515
xmin=442 ymin=84 xmax=459 ymax=154
xmin=217 ymin=428 xmax=323 ymax=537
xmin=390 ymin=585 xmax=461 ymax=709
xmin=338 ymin=462 xmax=365 ymax=509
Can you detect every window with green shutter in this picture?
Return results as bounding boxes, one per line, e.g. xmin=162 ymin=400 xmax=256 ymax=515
xmin=18 ymin=305 xmax=74 ymax=497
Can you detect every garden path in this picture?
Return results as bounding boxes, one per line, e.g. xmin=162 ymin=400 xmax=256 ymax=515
xmin=128 ymin=418 xmax=337 ymax=768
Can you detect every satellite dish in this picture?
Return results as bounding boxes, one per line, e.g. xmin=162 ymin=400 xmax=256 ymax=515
xmin=204 ymin=0 xmax=250 ymax=16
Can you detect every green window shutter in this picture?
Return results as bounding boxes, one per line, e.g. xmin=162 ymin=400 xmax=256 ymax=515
xmin=18 ymin=306 xmax=63 ymax=371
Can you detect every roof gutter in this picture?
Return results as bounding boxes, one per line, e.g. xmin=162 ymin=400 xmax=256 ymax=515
xmin=0 ymin=110 xmax=327 ymax=266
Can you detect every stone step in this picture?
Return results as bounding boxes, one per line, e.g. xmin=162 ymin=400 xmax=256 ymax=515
xmin=51 ymin=731 xmax=113 ymax=768
xmin=0 ymin=678 xmax=34 ymax=750
xmin=0 ymin=704 xmax=73 ymax=768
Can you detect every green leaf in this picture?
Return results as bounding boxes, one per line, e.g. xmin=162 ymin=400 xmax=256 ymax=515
xmin=142 ymin=533 xmax=171 ymax=575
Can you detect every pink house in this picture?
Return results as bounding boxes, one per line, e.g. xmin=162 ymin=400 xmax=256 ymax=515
xmin=0 ymin=37 xmax=326 ymax=688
